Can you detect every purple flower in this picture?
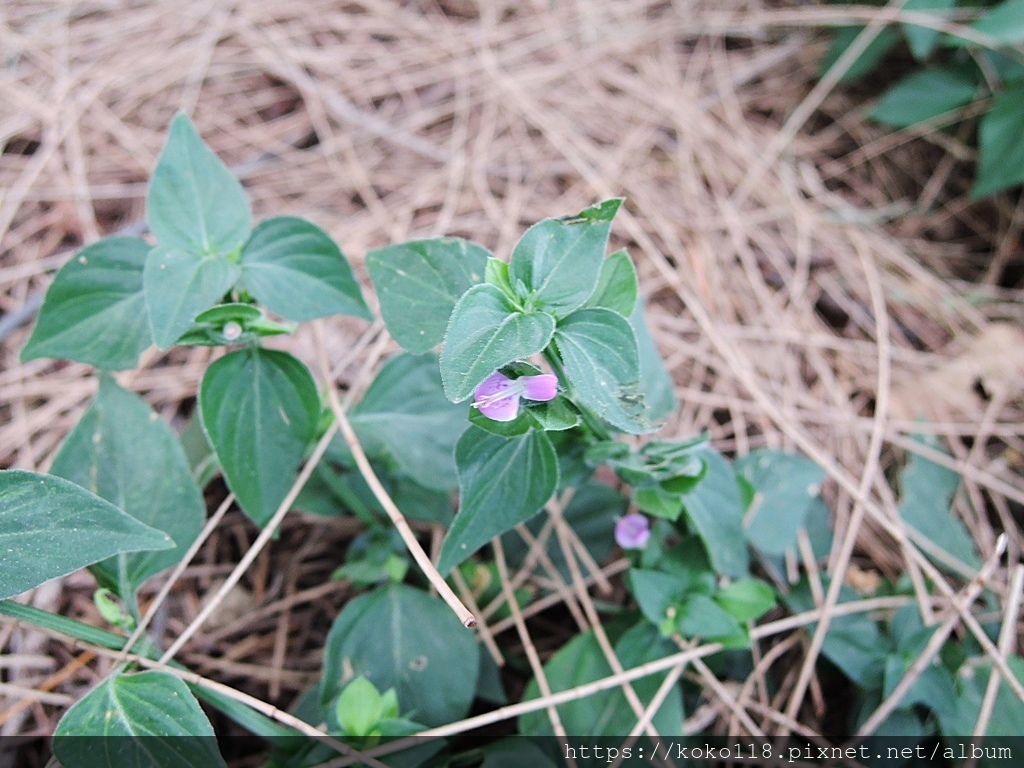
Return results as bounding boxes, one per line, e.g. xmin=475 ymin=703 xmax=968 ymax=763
xmin=615 ymin=513 xmax=650 ymax=550
xmin=472 ymin=370 xmax=558 ymax=422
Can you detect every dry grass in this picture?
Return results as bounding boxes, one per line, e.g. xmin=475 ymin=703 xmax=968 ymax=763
xmin=1 ymin=0 xmax=1022 ymax=757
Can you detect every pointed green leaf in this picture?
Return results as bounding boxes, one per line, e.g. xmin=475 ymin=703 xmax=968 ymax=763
xmin=367 ymin=238 xmax=489 ymax=353
xmin=147 ymin=112 xmax=251 ymax=256
xmin=973 ymin=85 xmax=1024 ymax=198
xmin=680 ymin=447 xmax=749 ymax=578
xmin=509 ymin=199 xmax=622 ymax=314
xmin=239 ymin=216 xmax=371 ymax=322
xmin=54 ymin=670 xmax=227 ymax=768
xmin=0 ymin=471 xmax=172 ymax=600
xmin=971 ymin=0 xmax=1024 ymax=46
xmin=21 ymin=237 xmax=152 ymax=370
xmin=715 ymin=579 xmax=776 ymax=623
xmin=630 ymin=300 xmax=677 ymax=423
xmin=199 ymin=348 xmax=320 ymax=527
xmin=821 ymin=27 xmax=901 ymax=84
xmin=553 ymin=308 xmax=652 ymax=434
xmin=870 ymin=67 xmax=978 ymax=128
xmin=50 ymin=376 xmax=204 ymax=598
xmin=438 ymin=427 xmax=557 ymax=575
xmin=582 ymin=249 xmax=638 ymax=316
xmin=902 ymin=0 xmax=957 ymax=59
xmin=736 ymin=449 xmax=826 ymax=556
xmin=351 ymin=353 xmax=466 ymax=490
xmin=321 ymin=583 xmax=480 ymax=728
xmin=440 ymin=284 xmax=555 ymax=402
xmin=335 ymin=677 xmax=383 ymax=737
xmin=144 ymin=246 xmax=241 ymax=349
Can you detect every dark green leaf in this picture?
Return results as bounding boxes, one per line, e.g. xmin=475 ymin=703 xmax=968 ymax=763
xmin=0 ymin=471 xmax=172 ymax=600
xmin=634 ymin=485 xmax=684 ymax=520
xmin=821 ymin=27 xmax=901 ymax=84
xmin=21 ymin=238 xmax=152 ymax=370
xmin=199 ymin=348 xmax=320 ymax=526
xmin=526 ymin=396 xmax=581 ymax=431
xmin=469 ymin=406 xmax=533 ymax=437
xmin=871 ymin=67 xmax=978 ymax=127
xmin=351 ymin=353 xmax=466 ymax=490
xmin=898 ymin=435 xmax=979 ymax=570
xmin=143 ymin=246 xmax=241 ymax=349
xmin=480 ymin=738 xmax=557 ymax=768
xmin=438 ymin=427 xmax=558 ymax=575
xmin=582 ymin=249 xmax=638 ymax=316
xmin=50 ymin=376 xmax=204 ymax=598
xmin=630 ymin=300 xmax=677 ymax=423
xmin=509 ymin=199 xmax=622 ymax=315
xmin=629 ymin=569 xmax=684 ymax=626
xmin=715 ymin=579 xmax=776 ymax=623
xmin=54 ymin=670 xmax=226 ymax=768
xmin=439 ymin=284 xmax=555 ymax=402
xmin=735 ymin=449 xmax=826 ymax=556
xmin=367 ymin=238 xmax=489 ymax=353
xmin=902 ymin=0 xmax=957 ymax=59
xmin=973 ymin=85 xmax=1024 ymax=198
xmin=971 ymin=0 xmax=1024 ymax=46
xmin=937 ymin=656 xmax=1024 ymax=738
xmin=679 ymin=447 xmax=749 ymax=578
xmin=519 ymin=623 xmax=684 ymax=736
xmin=554 ymin=308 xmax=652 ymax=434
xmin=321 ymin=583 xmax=480 ymax=727
xmin=676 ymin=594 xmax=743 ymax=640
xmin=147 ymin=112 xmax=251 ymax=256
xmin=239 ymin=216 xmax=371 ymax=322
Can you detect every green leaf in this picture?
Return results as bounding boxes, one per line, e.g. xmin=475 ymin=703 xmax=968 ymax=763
xmin=525 ymin=396 xmax=581 ymax=432
xmin=938 ymin=656 xmax=1024 ymax=738
xmin=715 ymin=579 xmax=776 ymax=623
xmin=144 ymin=246 xmax=241 ymax=349
xmin=0 ymin=471 xmax=172 ymax=600
xmin=508 ymin=199 xmax=622 ymax=315
xmin=321 ymin=583 xmax=480 ymax=728
xmin=821 ymin=27 xmax=901 ymax=84
xmin=973 ymin=85 xmax=1024 ymax=198
xmin=469 ymin=406 xmax=533 ymax=437
xmin=676 ymin=593 xmax=743 ymax=640
xmin=335 ymin=677 xmax=383 ymax=737
xmin=351 ymin=353 xmax=466 ymax=490
xmin=630 ymin=300 xmax=677 ymax=423
xmin=629 ymin=568 xmax=685 ymax=626
xmin=239 ymin=216 xmax=371 ymax=322
xmin=679 ymin=447 xmax=749 ymax=578
xmin=21 ymin=238 xmax=153 ymax=370
xmin=971 ymin=0 xmax=1024 ymax=46
xmin=582 ymin=249 xmax=638 ymax=316
xmin=902 ymin=0 xmax=957 ymax=59
xmin=53 ymin=670 xmax=227 ymax=768
xmin=50 ymin=376 xmax=204 ymax=598
xmin=735 ymin=449 xmax=826 ymax=557
xmin=199 ymin=348 xmax=320 ymax=527
xmin=367 ymin=238 xmax=489 ymax=353
xmin=481 ymin=738 xmax=558 ymax=768
xmin=438 ymin=427 xmax=558 ymax=575
xmin=870 ymin=67 xmax=978 ymax=127
xmin=519 ymin=623 xmax=684 ymax=736
xmin=147 ymin=112 xmax=251 ymax=256
xmin=554 ymin=308 xmax=652 ymax=434
xmin=634 ymin=485 xmax=684 ymax=520
xmin=439 ymin=284 xmax=555 ymax=402
xmin=898 ymin=435 xmax=979 ymax=570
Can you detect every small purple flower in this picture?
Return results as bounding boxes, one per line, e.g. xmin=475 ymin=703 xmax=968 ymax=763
xmin=472 ymin=370 xmax=558 ymax=422
xmin=615 ymin=513 xmax=650 ymax=550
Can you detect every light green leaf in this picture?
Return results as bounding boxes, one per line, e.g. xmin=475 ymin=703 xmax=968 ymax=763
xmin=321 ymin=583 xmax=480 ymax=728
xmin=368 ymin=238 xmax=489 ymax=353
xmin=53 ymin=670 xmax=226 ymax=768
xmin=0 ymin=471 xmax=172 ymax=600
xmin=554 ymin=308 xmax=652 ymax=434
xmin=519 ymin=623 xmax=683 ymax=736
xmin=50 ymin=376 xmax=204 ymax=598
xmin=147 ymin=112 xmax=251 ymax=256
xmin=971 ymin=0 xmax=1024 ymax=46
xmin=199 ymin=348 xmax=320 ymax=527
xmin=439 ymin=284 xmax=555 ymax=402
xmin=239 ymin=216 xmax=371 ymax=322
xmin=715 ymin=579 xmax=776 ymax=623
xmin=902 ymin=0 xmax=957 ymax=59
xmin=973 ymin=85 xmax=1024 ymax=198
xmin=582 ymin=249 xmax=638 ymax=316
xmin=870 ymin=67 xmax=978 ymax=127
xmin=21 ymin=238 xmax=153 ymax=370
xmin=438 ymin=427 xmax=558 ymax=575
xmin=351 ymin=353 xmax=465 ymax=491
xmin=679 ymin=447 xmax=749 ymax=578
xmin=144 ymin=246 xmax=241 ymax=349
xmin=898 ymin=435 xmax=979 ymax=569
xmin=335 ymin=677 xmax=383 ymax=737
xmin=629 ymin=568 xmax=684 ymax=626
xmin=676 ymin=593 xmax=743 ymax=640
xmin=736 ymin=449 xmax=826 ymax=556
xmin=509 ymin=199 xmax=622 ymax=315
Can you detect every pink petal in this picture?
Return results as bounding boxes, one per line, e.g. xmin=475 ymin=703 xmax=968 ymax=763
xmin=615 ymin=513 xmax=650 ymax=549
xmin=521 ymin=373 xmax=558 ymax=402
xmin=474 ymin=371 xmax=514 ymax=401
xmin=478 ymin=393 xmax=521 ymax=421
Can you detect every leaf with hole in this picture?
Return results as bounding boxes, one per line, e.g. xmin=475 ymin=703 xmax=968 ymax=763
xmin=147 ymin=112 xmax=251 ymax=256
xmin=0 ymin=471 xmax=172 ymax=600
xmin=199 ymin=348 xmax=320 ymax=527
xmin=368 ymin=238 xmax=489 ymax=353
xmin=50 ymin=375 xmax=204 ymax=598
xmin=21 ymin=238 xmax=153 ymax=370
